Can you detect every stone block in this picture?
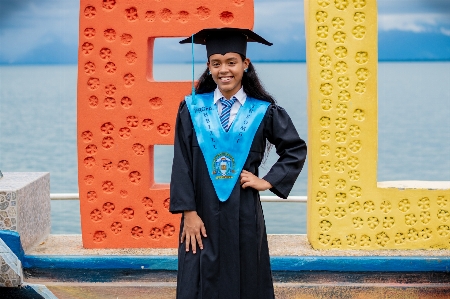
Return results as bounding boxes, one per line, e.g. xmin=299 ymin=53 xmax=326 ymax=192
xmin=0 ymin=172 xmax=50 ymax=252
xmin=77 ymin=0 xmax=253 ymax=248
xmin=0 ymin=238 xmax=23 ymax=287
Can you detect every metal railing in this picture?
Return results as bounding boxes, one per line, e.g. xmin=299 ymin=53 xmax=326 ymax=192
xmin=50 ymin=193 xmax=307 ymax=203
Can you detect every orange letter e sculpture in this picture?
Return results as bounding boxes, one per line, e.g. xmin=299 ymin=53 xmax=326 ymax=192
xmin=77 ymin=0 xmax=254 ymax=248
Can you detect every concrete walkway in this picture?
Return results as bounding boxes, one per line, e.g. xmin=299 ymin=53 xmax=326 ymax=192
xmin=24 ymin=269 xmax=450 ymax=299
xmin=27 ymin=234 xmax=450 ymax=257
xmin=18 ymin=234 xmax=450 ymax=298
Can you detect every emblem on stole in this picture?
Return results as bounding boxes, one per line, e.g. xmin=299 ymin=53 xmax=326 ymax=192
xmin=212 ymin=152 xmax=236 ymax=179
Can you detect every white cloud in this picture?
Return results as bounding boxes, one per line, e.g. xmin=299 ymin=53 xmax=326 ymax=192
xmin=0 ymin=1 xmax=78 ymax=62
xmin=441 ymin=27 xmax=450 ymax=36
xmin=256 ymin=1 xmax=304 ymax=27
xmin=254 ymin=1 xmax=305 ymax=43
xmin=379 ymin=13 xmax=450 ymax=33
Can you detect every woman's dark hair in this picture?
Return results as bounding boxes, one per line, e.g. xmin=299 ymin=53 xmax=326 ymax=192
xmin=195 ymin=54 xmax=276 ymax=105
xmin=195 ymin=54 xmax=275 ymax=163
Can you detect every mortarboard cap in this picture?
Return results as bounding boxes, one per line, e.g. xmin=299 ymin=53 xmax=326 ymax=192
xmin=179 ymin=27 xmax=272 ymax=58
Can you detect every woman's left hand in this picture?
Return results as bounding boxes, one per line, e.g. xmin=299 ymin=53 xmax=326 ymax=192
xmin=240 ymin=170 xmax=273 ymax=191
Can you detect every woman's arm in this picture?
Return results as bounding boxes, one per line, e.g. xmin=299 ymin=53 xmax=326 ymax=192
xmin=169 ymin=101 xmax=197 ymax=213
xmin=182 ymin=210 xmax=207 ymax=254
xmin=169 ymin=101 xmax=207 ymax=253
xmin=261 ymin=105 xmax=307 ymax=198
xmin=240 ymin=170 xmax=272 ymax=191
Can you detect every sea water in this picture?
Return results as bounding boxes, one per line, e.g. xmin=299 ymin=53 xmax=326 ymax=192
xmin=0 ymin=62 xmax=449 ymax=234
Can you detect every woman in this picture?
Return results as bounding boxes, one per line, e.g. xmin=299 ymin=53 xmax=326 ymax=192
xmin=170 ymin=28 xmax=307 ymax=299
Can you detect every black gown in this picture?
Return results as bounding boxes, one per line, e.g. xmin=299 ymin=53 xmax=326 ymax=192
xmin=170 ymin=99 xmax=307 ymax=299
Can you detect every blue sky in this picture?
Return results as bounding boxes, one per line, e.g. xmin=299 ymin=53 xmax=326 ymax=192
xmin=0 ymin=0 xmax=449 ymax=64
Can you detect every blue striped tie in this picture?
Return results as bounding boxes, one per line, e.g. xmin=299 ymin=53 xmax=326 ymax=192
xmin=219 ymin=97 xmax=236 ymax=132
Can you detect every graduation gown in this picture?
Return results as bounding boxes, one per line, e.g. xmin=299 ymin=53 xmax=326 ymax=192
xmin=170 ymin=99 xmax=307 ymax=299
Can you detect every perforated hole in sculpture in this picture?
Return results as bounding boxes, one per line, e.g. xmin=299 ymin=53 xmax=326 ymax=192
xmin=153 ymin=145 xmax=174 ymax=184
xmin=150 ymin=38 xmax=206 ymax=81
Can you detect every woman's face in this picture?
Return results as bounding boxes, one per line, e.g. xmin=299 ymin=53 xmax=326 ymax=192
xmin=207 ymin=52 xmax=250 ymax=99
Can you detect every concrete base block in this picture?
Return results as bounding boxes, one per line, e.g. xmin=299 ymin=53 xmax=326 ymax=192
xmin=0 ymin=172 xmax=50 ymax=251
xmin=0 ymin=238 xmax=23 ymax=287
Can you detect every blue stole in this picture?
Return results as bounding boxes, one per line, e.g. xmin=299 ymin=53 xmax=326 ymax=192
xmin=185 ymin=92 xmax=270 ymax=202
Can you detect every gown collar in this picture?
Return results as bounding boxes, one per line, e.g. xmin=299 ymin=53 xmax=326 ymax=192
xmin=213 ymin=86 xmax=247 ymax=105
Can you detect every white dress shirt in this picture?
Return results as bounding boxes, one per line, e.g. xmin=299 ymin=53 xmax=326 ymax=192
xmin=214 ymin=87 xmax=247 ymax=128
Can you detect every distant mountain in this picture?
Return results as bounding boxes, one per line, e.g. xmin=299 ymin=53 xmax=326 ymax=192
xmin=0 ymin=36 xmax=78 ymax=65
xmin=0 ymin=31 xmax=449 ymax=65
xmin=248 ymin=30 xmax=450 ymax=62
xmin=379 ymin=31 xmax=450 ymax=61
xmin=152 ymin=30 xmax=450 ymax=63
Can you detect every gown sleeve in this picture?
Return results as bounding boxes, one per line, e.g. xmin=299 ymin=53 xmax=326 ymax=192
xmin=262 ymin=105 xmax=307 ymax=199
xmin=169 ymin=101 xmax=197 ymax=214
